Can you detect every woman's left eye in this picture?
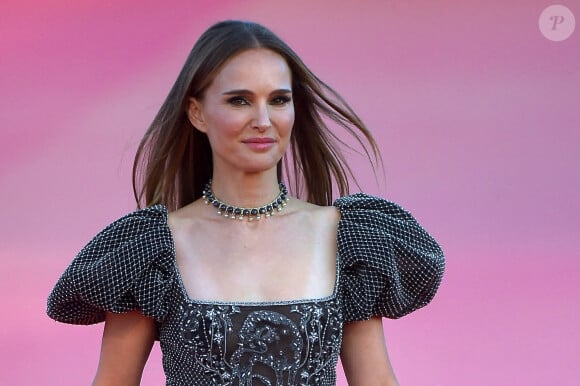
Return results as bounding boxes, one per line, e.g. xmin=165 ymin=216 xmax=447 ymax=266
xmin=271 ymin=95 xmax=292 ymax=105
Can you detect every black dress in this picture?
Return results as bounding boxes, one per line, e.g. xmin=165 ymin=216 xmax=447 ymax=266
xmin=47 ymin=193 xmax=445 ymax=385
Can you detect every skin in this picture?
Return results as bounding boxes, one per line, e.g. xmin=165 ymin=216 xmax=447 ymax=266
xmin=342 ymin=317 xmax=400 ymax=386
xmin=187 ymin=48 xmax=295 ymax=205
xmin=92 ymin=48 xmax=398 ymax=385
xmin=92 ymin=311 xmax=155 ymax=386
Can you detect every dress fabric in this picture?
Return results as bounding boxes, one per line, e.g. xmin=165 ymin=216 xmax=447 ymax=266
xmin=47 ymin=193 xmax=445 ymax=385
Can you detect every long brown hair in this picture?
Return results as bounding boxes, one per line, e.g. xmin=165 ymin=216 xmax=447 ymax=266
xmin=133 ymin=20 xmax=381 ymax=211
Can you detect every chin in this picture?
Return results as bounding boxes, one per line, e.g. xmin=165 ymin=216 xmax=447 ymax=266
xmin=246 ymin=154 xmax=284 ymax=168
xmin=239 ymin=160 xmax=281 ymax=174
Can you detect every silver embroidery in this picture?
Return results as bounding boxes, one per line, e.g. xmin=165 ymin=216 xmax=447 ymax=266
xmin=180 ymin=299 xmax=342 ymax=385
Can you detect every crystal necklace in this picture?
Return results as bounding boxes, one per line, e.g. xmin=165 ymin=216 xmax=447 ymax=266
xmin=202 ymin=180 xmax=289 ymax=221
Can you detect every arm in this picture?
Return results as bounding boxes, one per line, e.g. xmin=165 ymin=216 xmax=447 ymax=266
xmin=92 ymin=310 xmax=156 ymax=386
xmin=340 ymin=316 xmax=399 ymax=386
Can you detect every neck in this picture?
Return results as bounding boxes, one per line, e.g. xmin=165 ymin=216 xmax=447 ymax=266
xmin=203 ymin=174 xmax=288 ymax=221
xmin=209 ymin=171 xmax=281 ymax=208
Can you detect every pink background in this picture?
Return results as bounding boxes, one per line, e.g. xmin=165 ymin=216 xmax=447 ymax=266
xmin=1 ymin=1 xmax=579 ymax=385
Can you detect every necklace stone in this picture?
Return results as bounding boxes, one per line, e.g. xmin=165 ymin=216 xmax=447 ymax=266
xmin=202 ymin=180 xmax=289 ymax=221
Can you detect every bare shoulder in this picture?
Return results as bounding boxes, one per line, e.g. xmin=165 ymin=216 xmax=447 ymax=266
xmin=287 ymin=199 xmax=340 ymax=227
xmin=167 ymin=199 xmax=208 ymax=229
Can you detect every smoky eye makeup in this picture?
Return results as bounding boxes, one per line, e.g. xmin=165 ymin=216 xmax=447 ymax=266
xmin=223 ymin=89 xmax=292 ymax=106
xmin=226 ymin=96 xmax=250 ymax=105
xmin=270 ymin=95 xmax=292 ymax=105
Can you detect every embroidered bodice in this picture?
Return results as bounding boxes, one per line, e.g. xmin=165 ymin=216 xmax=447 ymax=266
xmin=162 ymin=298 xmax=342 ymax=385
xmin=47 ymin=193 xmax=445 ymax=385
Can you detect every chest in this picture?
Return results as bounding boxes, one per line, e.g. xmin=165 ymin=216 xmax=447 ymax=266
xmin=170 ymin=210 xmax=339 ymax=303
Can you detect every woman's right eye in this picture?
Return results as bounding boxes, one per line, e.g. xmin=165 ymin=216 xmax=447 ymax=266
xmin=228 ymin=96 xmax=249 ymax=106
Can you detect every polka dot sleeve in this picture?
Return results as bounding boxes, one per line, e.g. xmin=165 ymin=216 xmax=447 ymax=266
xmin=334 ymin=193 xmax=445 ymax=321
xmin=46 ymin=205 xmax=175 ymax=325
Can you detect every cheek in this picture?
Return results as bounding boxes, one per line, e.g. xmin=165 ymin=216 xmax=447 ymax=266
xmin=277 ymin=110 xmax=295 ymax=136
xmin=206 ymin=110 xmax=246 ymax=137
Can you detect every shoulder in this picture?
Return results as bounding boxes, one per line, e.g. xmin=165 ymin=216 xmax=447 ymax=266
xmin=334 ymin=192 xmax=410 ymax=218
xmin=47 ymin=204 xmax=175 ymax=325
xmin=74 ymin=204 xmax=173 ymax=261
xmin=300 ymin=199 xmax=339 ymax=218
xmin=333 ymin=193 xmax=430 ymax=241
xmin=92 ymin=204 xmax=170 ymax=241
xmin=334 ymin=192 xmax=445 ymax=321
xmin=286 ymin=198 xmax=340 ymax=230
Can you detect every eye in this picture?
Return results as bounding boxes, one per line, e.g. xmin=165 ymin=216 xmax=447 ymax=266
xmin=270 ymin=95 xmax=292 ymax=105
xmin=227 ymin=96 xmax=250 ymax=106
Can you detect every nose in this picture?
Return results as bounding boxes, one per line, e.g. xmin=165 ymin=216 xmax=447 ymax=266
xmin=253 ymin=103 xmax=272 ymax=131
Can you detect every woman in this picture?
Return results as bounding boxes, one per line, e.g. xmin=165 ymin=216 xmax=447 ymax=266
xmin=48 ymin=20 xmax=445 ymax=385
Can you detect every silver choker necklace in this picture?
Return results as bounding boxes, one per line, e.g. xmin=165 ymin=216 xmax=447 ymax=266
xmin=202 ymin=180 xmax=289 ymax=221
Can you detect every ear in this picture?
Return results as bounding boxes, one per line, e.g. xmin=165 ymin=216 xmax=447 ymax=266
xmin=186 ymin=97 xmax=207 ymax=133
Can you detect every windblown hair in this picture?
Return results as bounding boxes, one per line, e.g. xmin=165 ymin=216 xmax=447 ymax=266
xmin=133 ymin=20 xmax=381 ymax=211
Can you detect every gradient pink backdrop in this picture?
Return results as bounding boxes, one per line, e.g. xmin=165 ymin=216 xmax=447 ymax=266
xmin=1 ymin=1 xmax=579 ymax=385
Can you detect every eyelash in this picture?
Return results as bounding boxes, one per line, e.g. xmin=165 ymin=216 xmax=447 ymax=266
xmin=227 ymin=95 xmax=292 ymax=106
xmin=271 ymin=96 xmax=292 ymax=105
xmin=227 ymin=96 xmax=249 ymax=106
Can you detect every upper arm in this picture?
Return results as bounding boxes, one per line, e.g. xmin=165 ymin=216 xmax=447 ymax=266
xmin=340 ymin=316 xmax=399 ymax=386
xmin=92 ymin=310 xmax=156 ymax=386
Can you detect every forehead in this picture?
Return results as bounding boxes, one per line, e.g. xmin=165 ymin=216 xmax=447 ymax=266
xmin=210 ymin=48 xmax=292 ymax=89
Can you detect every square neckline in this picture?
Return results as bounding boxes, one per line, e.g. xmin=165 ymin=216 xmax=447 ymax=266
xmin=161 ymin=205 xmax=344 ymax=307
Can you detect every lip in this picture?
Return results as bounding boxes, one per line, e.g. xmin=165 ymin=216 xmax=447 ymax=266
xmin=242 ymin=137 xmax=276 ymax=151
xmin=242 ymin=137 xmax=276 ymax=144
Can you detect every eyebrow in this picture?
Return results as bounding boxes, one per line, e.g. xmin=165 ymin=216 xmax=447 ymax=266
xmin=222 ymin=88 xmax=293 ymax=96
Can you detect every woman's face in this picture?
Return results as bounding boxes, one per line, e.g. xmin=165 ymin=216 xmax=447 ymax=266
xmin=188 ymin=48 xmax=295 ymax=177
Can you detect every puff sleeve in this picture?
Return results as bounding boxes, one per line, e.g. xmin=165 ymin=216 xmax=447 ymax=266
xmin=47 ymin=205 xmax=175 ymax=325
xmin=334 ymin=193 xmax=445 ymax=321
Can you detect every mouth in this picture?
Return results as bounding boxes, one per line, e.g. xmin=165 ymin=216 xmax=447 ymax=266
xmin=242 ymin=137 xmax=276 ymax=144
xmin=242 ymin=137 xmax=277 ymax=151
